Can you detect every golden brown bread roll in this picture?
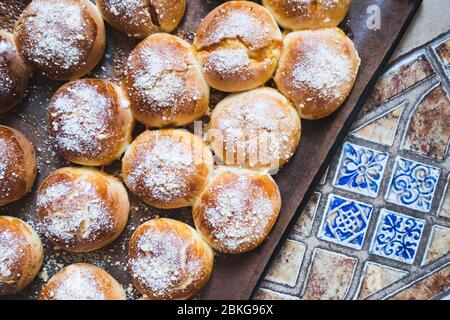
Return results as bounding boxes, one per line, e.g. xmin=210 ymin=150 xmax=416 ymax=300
xmin=36 ymin=167 xmax=130 ymax=253
xmin=262 ymin=0 xmax=352 ymax=30
xmin=128 ymin=218 xmax=214 ymax=300
xmin=38 ymin=263 xmax=126 ymax=300
xmin=124 ymin=33 xmax=209 ymax=128
xmin=0 ymin=126 xmax=37 ymax=207
xmin=209 ymin=87 xmax=301 ymax=171
xmin=14 ymin=0 xmax=105 ymax=81
xmin=0 ymin=216 xmax=43 ymax=295
xmin=122 ymin=129 xmax=214 ymax=209
xmin=0 ymin=31 xmax=32 ymax=113
xmin=48 ymin=78 xmax=134 ymax=166
xmin=193 ymin=1 xmax=282 ymax=92
xmin=274 ymin=28 xmax=360 ymax=120
xmin=97 ymin=0 xmax=186 ymax=38
xmin=192 ymin=167 xmax=281 ymax=254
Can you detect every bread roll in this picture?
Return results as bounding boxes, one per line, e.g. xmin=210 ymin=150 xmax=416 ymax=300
xmin=128 ymin=218 xmax=214 ymax=300
xmin=14 ymin=0 xmax=105 ymax=80
xmin=274 ymin=28 xmax=360 ymax=120
xmin=262 ymin=0 xmax=352 ymax=30
xmin=193 ymin=1 xmax=282 ymax=92
xmin=97 ymin=0 xmax=186 ymax=38
xmin=38 ymin=263 xmax=126 ymax=300
xmin=124 ymin=33 xmax=209 ymax=128
xmin=122 ymin=129 xmax=214 ymax=209
xmin=0 ymin=31 xmax=31 ymax=113
xmin=0 ymin=216 xmax=43 ymax=295
xmin=209 ymin=87 xmax=301 ymax=171
xmin=192 ymin=167 xmax=281 ymax=254
xmin=0 ymin=126 xmax=37 ymax=207
xmin=48 ymin=78 xmax=134 ymax=166
xmin=36 ymin=167 xmax=129 ymax=252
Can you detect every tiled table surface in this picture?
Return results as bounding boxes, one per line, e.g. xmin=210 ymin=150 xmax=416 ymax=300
xmin=255 ymin=26 xmax=450 ymax=300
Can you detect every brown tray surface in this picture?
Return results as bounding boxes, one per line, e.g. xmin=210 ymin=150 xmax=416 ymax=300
xmin=0 ymin=0 xmax=421 ymax=300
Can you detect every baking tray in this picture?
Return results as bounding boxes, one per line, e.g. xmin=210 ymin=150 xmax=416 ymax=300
xmin=0 ymin=0 xmax=422 ymax=300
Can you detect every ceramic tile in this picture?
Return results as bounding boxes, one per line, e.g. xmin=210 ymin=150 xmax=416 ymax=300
xmin=370 ymin=209 xmax=425 ymax=264
xmin=254 ymin=288 xmax=299 ymax=300
xmin=318 ymin=195 xmax=373 ymax=249
xmin=385 ymin=157 xmax=440 ymax=213
xmin=292 ymin=192 xmax=321 ymax=237
xmin=439 ymin=175 xmax=450 ymax=219
xmin=265 ymin=240 xmax=306 ymax=287
xmin=435 ymin=38 xmax=450 ymax=66
xmin=301 ymin=249 xmax=357 ymax=300
xmin=356 ymin=262 xmax=408 ymax=299
xmin=334 ymin=143 xmax=389 ymax=198
xmin=351 ymin=103 xmax=406 ymax=146
xmin=422 ymin=225 xmax=450 ymax=266
xmin=402 ymin=85 xmax=450 ymax=161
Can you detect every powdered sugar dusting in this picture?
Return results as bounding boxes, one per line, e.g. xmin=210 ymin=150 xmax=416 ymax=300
xmin=127 ymin=134 xmax=196 ymax=203
xmin=17 ymin=1 xmax=95 ymax=73
xmin=292 ymin=39 xmax=352 ymax=100
xmin=49 ymin=81 xmax=114 ymax=157
xmin=214 ymin=95 xmax=298 ymax=167
xmin=37 ymin=178 xmax=114 ymax=245
xmin=129 ymin=226 xmax=201 ymax=297
xmin=0 ymin=229 xmax=24 ymax=279
xmin=204 ymin=48 xmax=251 ymax=77
xmin=48 ymin=268 xmax=105 ymax=300
xmin=127 ymin=44 xmax=201 ymax=122
xmin=202 ymin=173 xmax=275 ymax=250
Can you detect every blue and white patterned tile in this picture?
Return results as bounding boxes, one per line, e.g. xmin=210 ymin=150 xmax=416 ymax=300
xmin=318 ymin=195 xmax=374 ymax=249
xmin=333 ymin=143 xmax=389 ymax=198
xmin=385 ymin=157 xmax=440 ymax=213
xmin=370 ymin=209 xmax=425 ymax=264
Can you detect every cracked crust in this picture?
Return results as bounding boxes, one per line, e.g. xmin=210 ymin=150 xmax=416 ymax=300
xmin=36 ymin=167 xmax=130 ymax=253
xmin=48 ymin=78 xmax=134 ymax=166
xmin=121 ymin=129 xmax=214 ymax=209
xmin=39 ymin=263 xmax=126 ymax=300
xmin=97 ymin=0 xmax=186 ymax=38
xmin=124 ymin=33 xmax=209 ymax=128
xmin=262 ymin=0 xmax=352 ymax=30
xmin=193 ymin=1 xmax=282 ymax=92
xmin=209 ymin=87 xmax=301 ymax=171
xmin=0 ymin=216 xmax=43 ymax=295
xmin=128 ymin=218 xmax=214 ymax=300
xmin=14 ymin=0 xmax=105 ymax=80
xmin=0 ymin=31 xmax=31 ymax=113
xmin=0 ymin=126 xmax=37 ymax=207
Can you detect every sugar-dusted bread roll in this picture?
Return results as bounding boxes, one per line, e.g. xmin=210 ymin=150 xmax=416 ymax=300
xmin=193 ymin=1 xmax=282 ymax=92
xmin=192 ymin=167 xmax=281 ymax=254
xmin=14 ymin=0 xmax=105 ymax=80
xmin=124 ymin=33 xmax=209 ymax=128
xmin=36 ymin=167 xmax=129 ymax=252
xmin=97 ymin=0 xmax=186 ymax=38
xmin=38 ymin=263 xmax=126 ymax=300
xmin=0 ymin=216 xmax=43 ymax=295
xmin=122 ymin=129 xmax=214 ymax=209
xmin=48 ymin=79 xmax=134 ymax=166
xmin=209 ymin=87 xmax=301 ymax=171
xmin=0 ymin=126 xmax=37 ymax=207
xmin=262 ymin=0 xmax=352 ymax=30
xmin=128 ymin=218 xmax=214 ymax=300
xmin=0 ymin=31 xmax=31 ymax=113
xmin=274 ymin=28 xmax=360 ymax=120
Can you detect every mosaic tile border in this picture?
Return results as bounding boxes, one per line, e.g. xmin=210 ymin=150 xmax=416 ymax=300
xmin=256 ymin=31 xmax=450 ymax=300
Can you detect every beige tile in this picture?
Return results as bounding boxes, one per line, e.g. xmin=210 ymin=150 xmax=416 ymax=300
xmin=254 ymin=288 xmax=299 ymax=300
xmin=352 ymin=103 xmax=406 ymax=146
xmin=357 ymin=262 xmax=408 ymax=299
xmin=301 ymin=249 xmax=357 ymax=300
xmin=265 ymin=240 xmax=306 ymax=287
xmin=422 ymin=226 xmax=450 ymax=265
xmin=292 ymin=192 xmax=321 ymax=237
xmin=403 ymin=85 xmax=450 ymax=160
